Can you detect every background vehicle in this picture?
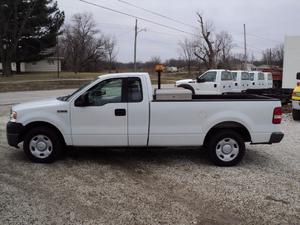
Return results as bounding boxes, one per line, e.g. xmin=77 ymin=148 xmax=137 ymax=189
xmin=231 ymin=70 xmax=251 ymax=92
xmin=176 ymin=69 xmax=234 ymax=95
xmin=264 ymin=72 xmax=274 ymax=88
xmin=7 ymin=73 xmax=284 ymax=166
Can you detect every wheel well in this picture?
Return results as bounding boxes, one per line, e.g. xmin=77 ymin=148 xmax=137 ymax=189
xmin=21 ymin=121 xmax=66 ymax=145
xmin=204 ymin=121 xmax=251 ymax=145
xmin=178 ymin=84 xmax=195 ymax=94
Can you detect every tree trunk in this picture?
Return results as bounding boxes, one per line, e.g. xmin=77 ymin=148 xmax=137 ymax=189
xmin=16 ymin=61 xmax=21 ymax=74
xmin=3 ymin=59 xmax=12 ymax=76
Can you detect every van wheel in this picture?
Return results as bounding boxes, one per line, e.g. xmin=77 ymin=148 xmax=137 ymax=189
xmin=178 ymin=84 xmax=195 ymax=95
xmin=23 ymin=127 xmax=63 ymax=163
xmin=207 ymin=129 xmax=245 ymax=166
xmin=292 ymin=109 xmax=300 ymax=120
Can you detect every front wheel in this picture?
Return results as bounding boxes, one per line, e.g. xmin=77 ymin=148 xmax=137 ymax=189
xmin=292 ymin=109 xmax=300 ymax=121
xmin=207 ymin=129 xmax=245 ymax=166
xmin=23 ymin=127 xmax=63 ymax=163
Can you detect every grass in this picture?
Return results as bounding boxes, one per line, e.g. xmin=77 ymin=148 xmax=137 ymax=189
xmin=0 ymin=71 xmax=198 ymax=84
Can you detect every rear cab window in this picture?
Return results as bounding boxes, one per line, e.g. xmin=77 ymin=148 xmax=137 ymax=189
xmin=231 ymin=72 xmax=237 ymax=81
xmin=221 ymin=71 xmax=233 ymax=81
xmin=258 ymin=73 xmax=265 ymax=80
xmin=127 ymin=77 xmax=143 ymax=102
xmin=241 ymin=72 xmax=250 ymax=80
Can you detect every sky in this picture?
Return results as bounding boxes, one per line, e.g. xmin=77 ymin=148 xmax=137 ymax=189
xmin=57 ymin=0 xmax=300 ymax=63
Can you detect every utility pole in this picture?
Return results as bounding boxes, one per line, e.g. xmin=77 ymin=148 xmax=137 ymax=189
xmin=243 ymin=24 xmax=247 ymax=70
xmin=133 ymin=19 xmax=146 ymax=72
xmin=134 ymin=19 xmax=138 ymax=72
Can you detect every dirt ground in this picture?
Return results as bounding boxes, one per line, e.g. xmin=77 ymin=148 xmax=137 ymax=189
xmin=0 ymin=105 xmax=299 ymax=225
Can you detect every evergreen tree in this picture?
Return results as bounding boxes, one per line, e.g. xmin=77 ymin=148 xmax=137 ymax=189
xmin=0 ymin=0 xmax=64 ymax=75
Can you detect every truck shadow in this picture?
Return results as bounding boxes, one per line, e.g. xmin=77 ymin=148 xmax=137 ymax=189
xmin=62 ymin=146 xmax=211 ymax=166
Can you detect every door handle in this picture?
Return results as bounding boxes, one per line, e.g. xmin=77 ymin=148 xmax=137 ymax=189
xmin=214 ymin=84 xmax=217 ymax=88
xmin=115 ymin=108 xmax=126 ymax=116
xmin=235 ymin=83 xmax=238 ymax=86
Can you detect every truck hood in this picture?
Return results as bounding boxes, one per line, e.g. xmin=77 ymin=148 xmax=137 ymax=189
xmin=12 ymin=98 xmax=68 ymax=112
xmin=175 ymin=79 xmax=195 ymax=86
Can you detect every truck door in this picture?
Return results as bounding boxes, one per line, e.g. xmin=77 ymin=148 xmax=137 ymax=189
xmin=70 ymin=78 xmax=128 ymax=146
xmin=220 ymin=71 xmax=234 ymax=93
xmin=193 ymin=71 xmax=218 ymax=94
xmin=127 ymin=77 xmax=149 ymax=146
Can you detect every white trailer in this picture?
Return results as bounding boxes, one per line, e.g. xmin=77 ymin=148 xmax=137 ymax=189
xmin=283 ymin=36 xmax=300 ymax=88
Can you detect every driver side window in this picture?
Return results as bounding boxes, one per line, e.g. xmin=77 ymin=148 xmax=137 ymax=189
xmin=198 ymin=71 xmax=217 ymax=82
xmin=87 ymin=78 xmax=124 ymax=106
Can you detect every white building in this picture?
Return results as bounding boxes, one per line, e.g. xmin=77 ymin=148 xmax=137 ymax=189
xmin=282 ymin=36 xmax=300 ymax=88
xmin=0 ymin=57 xmax=62 ymax=73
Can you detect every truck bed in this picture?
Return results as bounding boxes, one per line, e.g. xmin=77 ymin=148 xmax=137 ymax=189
xmin=153 ymin=93 xmax=280 ymax=102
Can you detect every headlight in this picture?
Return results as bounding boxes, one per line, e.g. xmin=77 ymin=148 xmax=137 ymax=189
xmin=10 ymin=111 xmax=17 ymax=122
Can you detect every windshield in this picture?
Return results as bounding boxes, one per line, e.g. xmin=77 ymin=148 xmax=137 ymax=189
xmin=57 ymin=79 xmax=96 ymax=101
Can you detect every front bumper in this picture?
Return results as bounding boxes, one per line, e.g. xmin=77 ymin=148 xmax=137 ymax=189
xmin=269 ymin=132 xmax=284 ymax=144
xmin=6 ymin=122 xmax=24 ymax=147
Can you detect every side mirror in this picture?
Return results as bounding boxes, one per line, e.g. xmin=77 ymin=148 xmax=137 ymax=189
xmin=297 ymin=72 xmax=300 ymax=80
xmin=197 ymin=77 xmax=205 ymax=83
xmin=75 ymin=92 xmax=89 ymax=107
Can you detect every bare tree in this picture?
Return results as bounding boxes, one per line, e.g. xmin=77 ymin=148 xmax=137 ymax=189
xmin=61 ymin=13 xmax=107 ymax=73
xmin=104 ymin=37 xmax=117 ymax=73
xmin=216 ymin=31 xmax=235 ymax=68
xmin=178 ymin=38 xmax=195 ymax=74
xmin=193 ymin=13 xmax=222 ymax=69
xmin=262 ymin=43 xmax=284 ymax=67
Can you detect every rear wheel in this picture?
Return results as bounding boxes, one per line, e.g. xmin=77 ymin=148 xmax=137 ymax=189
xmin=23 ymin=127 xmax=63 ymax=163
xmin=207 ymin=129 xmax=245 ymax=166
xmin=292 ymin=109 xmax=300 ymax=121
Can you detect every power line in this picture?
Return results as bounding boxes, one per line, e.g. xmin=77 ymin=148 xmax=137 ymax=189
xmin=78 ymin=0 xmax=195 ymax=36
xmin=117 ymin=0 xmax=198 ymax=30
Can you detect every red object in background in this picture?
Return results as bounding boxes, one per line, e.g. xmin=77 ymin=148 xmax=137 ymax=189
xmin=261 ymin=68 xmax=283 ymax=81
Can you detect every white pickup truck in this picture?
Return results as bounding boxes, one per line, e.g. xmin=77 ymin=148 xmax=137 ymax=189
xmin=175 ymin=69 xmax=234 ymax=95
xmin=7 ymin=73 xmax=284 ymax=166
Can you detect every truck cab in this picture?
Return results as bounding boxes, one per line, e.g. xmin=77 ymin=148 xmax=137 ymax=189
xmin=176 ymin=69 xmax=234 ymax=95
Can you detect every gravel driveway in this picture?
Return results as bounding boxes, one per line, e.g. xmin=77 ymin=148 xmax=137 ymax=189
xmin=0 ymin=92 xmax=299 ymax=225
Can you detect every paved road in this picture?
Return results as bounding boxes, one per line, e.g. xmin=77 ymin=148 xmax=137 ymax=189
xmin=0 ymin=89 xmax=299 ymax=225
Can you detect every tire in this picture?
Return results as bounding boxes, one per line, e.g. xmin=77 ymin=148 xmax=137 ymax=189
xmin=23 ymin=127 xmax=63 ymax=163
xmin=292 ymin=109 xmax=300 ymax=121
xmin=178 ymin=84 xmax=195 ymax=95
xmin=207 ymin=129 xmax=245 ymax=166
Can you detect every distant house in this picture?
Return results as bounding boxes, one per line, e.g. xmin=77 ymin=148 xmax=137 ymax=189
xmin=0 ymin=57 xmax=62 ymax=73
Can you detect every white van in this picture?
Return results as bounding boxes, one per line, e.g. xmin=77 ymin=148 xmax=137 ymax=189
xmin=231 ymin=71 xmax=251 ymax=92
xmin=176 ymin=70 xmax=234 ymax=95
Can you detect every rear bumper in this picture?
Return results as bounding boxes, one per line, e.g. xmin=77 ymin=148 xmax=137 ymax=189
xmin=6 ymin=122 xmax=24 ymax=147
xmin=269 ymin=132 xmax=284 ymax=144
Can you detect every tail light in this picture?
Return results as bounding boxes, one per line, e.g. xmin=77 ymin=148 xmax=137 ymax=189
xmin=273 ymin=107 xmax=282 ymax=124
